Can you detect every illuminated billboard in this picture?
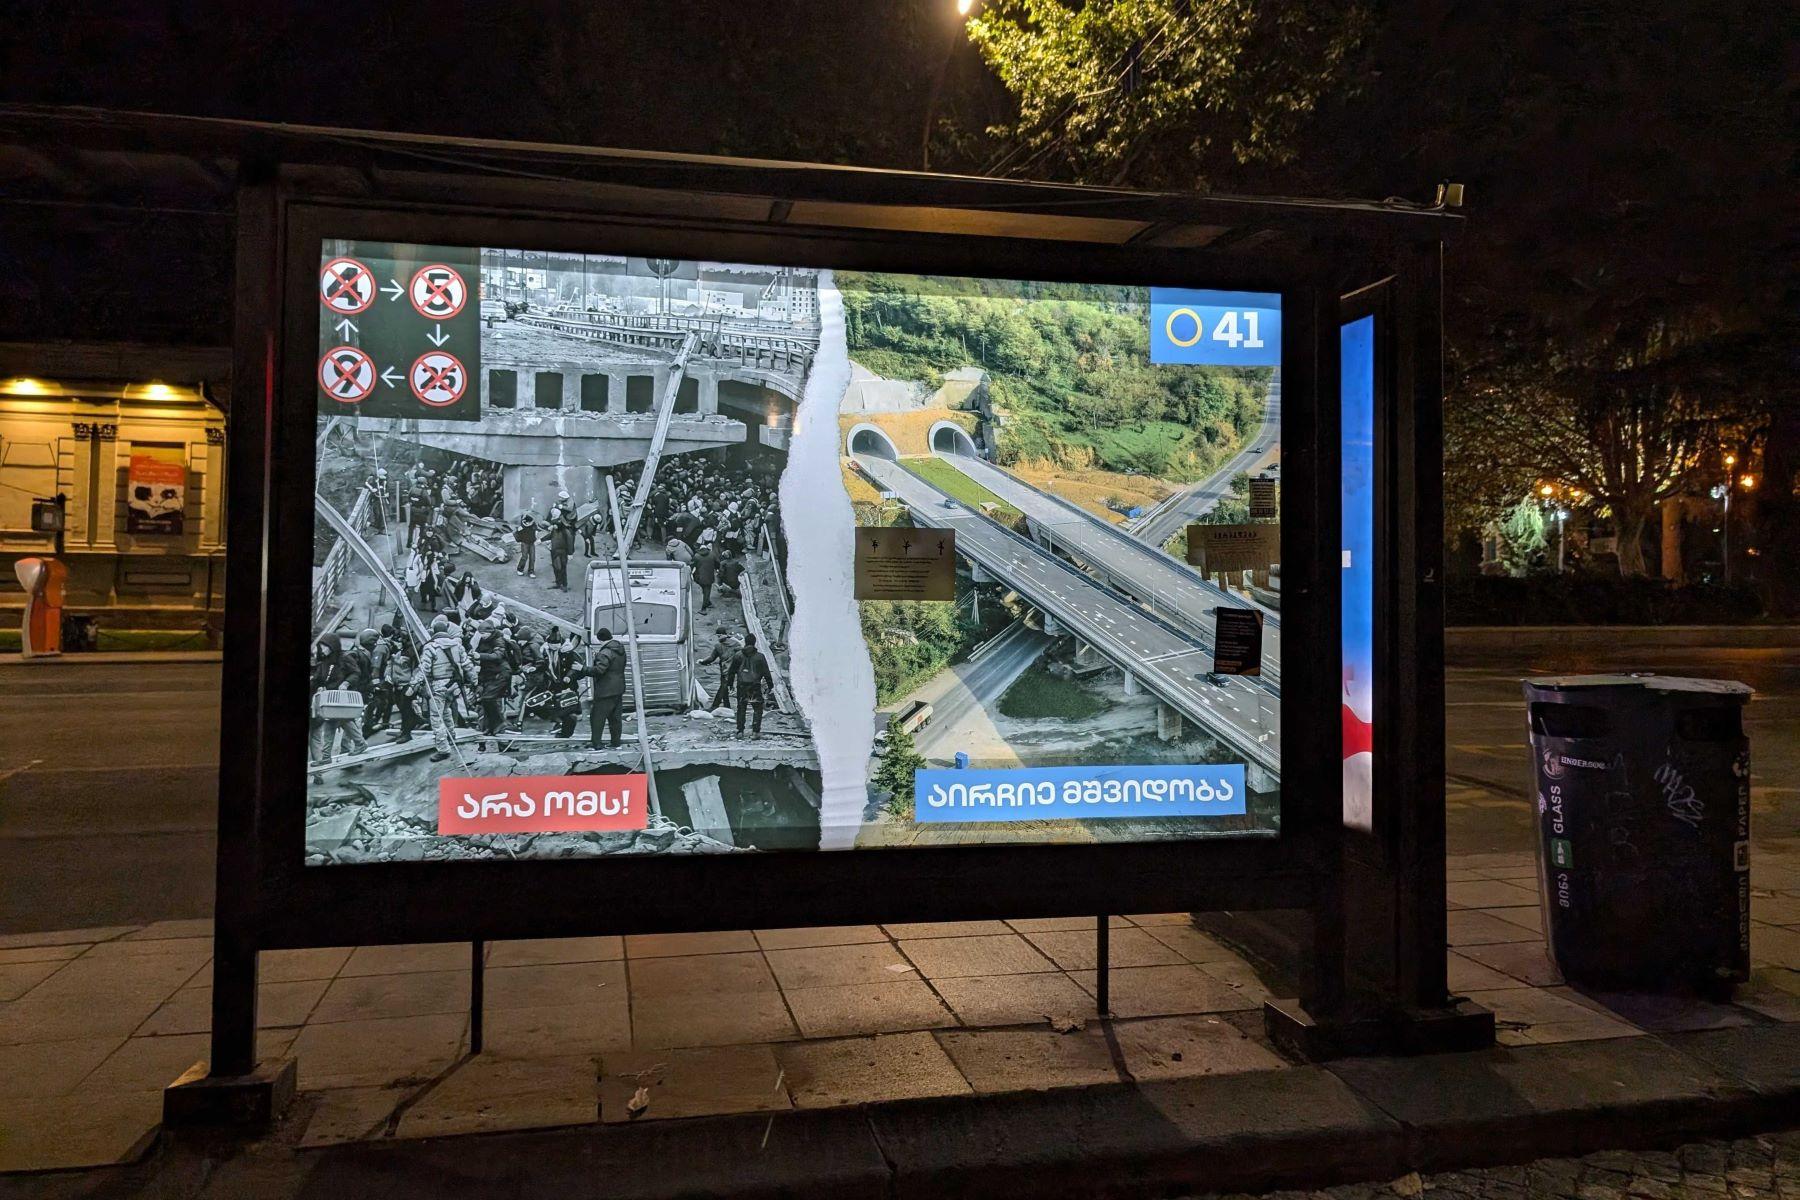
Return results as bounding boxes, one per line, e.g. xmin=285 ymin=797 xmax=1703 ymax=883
xmin=1341 ymin=315 xmax=1375 ymax=831
xmin=304 ymin=241 xmax=1281 ymax=863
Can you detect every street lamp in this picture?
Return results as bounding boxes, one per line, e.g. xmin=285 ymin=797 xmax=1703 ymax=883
xmin=923 ymin=0 xmax=976 ymax=169
xmin=1556 ymin=508 xmax=1570 ymax=573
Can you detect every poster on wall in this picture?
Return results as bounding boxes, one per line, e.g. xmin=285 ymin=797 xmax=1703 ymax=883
xmin=125 ymin=445 xmax=187 ymax=534
xmin=302 ymin=238 xmax=1285 ymax=865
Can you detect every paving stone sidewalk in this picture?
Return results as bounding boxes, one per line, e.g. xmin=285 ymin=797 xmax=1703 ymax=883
xmin=1 ymin=849 xmax=1797 ymax=1175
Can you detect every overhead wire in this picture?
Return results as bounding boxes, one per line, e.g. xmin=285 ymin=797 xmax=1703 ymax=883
xmin=989 ymin=16 xmax=1183 ymax=181
xmin=980 ymin=16 xmax=1172 ymax=177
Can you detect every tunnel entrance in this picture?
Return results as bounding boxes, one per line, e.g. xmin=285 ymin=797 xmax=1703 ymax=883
xmin=930 ymin=421 xmax=978 ymax=457
xmin=846 ymin=424 xmax=899 ymax=461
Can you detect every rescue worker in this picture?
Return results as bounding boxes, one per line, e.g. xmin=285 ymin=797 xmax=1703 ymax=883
xmin=697 ymin=624 xmax=740 ymax=710
xmin=692 ymin=545 xmax=718 ymax=612
xmin=363 ymin=468 xmax=389 ymax=534
xmin=416 ymin=613 xmax=474 ymax=763
xmin=474 ymin=619 xmax=512 ymax=745
xmin=385 ymin=641 xmax=423 ymax=743
xmin=308 ymin=637 xmax=369 ymax=765
xmin=587 ymin=627 xmax=628 ymax=749
xmin=547 ymin=492 xmax=577 ymax=590
xmin=357 ymin=628 xmax=390 ymax=736
xmin=514 ymin=513 xmax=539 ymax=577
xmin=733 ymin=632 xmax=773 ymax=737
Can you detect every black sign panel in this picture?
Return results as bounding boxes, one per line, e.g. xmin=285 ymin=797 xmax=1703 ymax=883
xmin=1249 ymin=475 xmax=1278 ymax=519
xmin=316 ymin=242 xmax=482 ymax=420
xmin=1212 ymin=607 xmax=1264 ymax=677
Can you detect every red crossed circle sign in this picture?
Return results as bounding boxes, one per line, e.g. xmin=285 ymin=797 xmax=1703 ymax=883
xmin=409 ymin=264 xmax=467 ymax=320
xmin=409 ymin=350 xmax=467 ymax=407
xmin=318 ymin=346 xmax=376 ymax=403
xmin=319 ymin=257 xmax=375 ymax=315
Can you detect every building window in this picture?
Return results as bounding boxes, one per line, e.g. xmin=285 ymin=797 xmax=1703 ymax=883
xmin=534 ymin=371 xmax=562 ymax=409
xmin=489 ymin=369 xmax=517 ymax=408
xmin=580 ymin=374 xmax=609 ymax=412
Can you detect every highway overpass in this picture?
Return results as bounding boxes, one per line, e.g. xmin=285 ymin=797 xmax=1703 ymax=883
xmin=853 ymin=453 xmax=1279 ymax=786
xmin=934 ymin=451 xmax=1281 ymax=685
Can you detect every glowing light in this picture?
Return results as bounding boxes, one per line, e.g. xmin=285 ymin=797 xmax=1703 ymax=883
xmin=957 ymin=0 xmax=975 ymax=12
xmin=1539 ymin=484 xmax=1554 ymax=497
xmin=1740 ymin=475 xmax=1756 ymax=490
xmin=1725 ymin=453 xmax=1737 ymax=467
xmin=5 ymin=377 xmax=49 ymax=394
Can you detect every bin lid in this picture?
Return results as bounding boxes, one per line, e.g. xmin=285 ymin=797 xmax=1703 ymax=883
xmin=1524 ymin=673 xmax=1752 ymax=699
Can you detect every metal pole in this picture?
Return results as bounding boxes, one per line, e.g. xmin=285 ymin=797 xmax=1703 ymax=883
xmin=209 ymin=933 xmax=259 ymax=1077
xmin=1095 ymin=915 xmax=1110 ymax=1017
xmin=605 ymin=477 xmax=663 ymax=820
xmin=1723 ymin=478 xmax=1732 ymax=582
xmin=469 ymin=940 xmax=485 ymax=1055
xmin=1557 ymin=511 xmax=1566 ymax=573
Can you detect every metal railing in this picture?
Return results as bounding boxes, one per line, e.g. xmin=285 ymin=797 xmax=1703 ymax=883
xmin=311 ymin=487 xmax=372 ymax=629
xmin=519 ymin=309 xmax=816 ymax=376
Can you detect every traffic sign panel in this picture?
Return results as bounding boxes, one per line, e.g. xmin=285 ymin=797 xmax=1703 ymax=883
xmin=318 ymin=346 xmax=377 ymax=403
xmin=409 ymin=350 xmax=468 ymax=408
xmin=409 ymin=264 xmax=467 ymax=320
xmin=320 ymin=257 xmax=376 ymax=315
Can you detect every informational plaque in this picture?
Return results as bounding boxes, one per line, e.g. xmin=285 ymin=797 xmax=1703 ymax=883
xmin=855 ymin=527 xmax=956 ymax=601
xmin=1249 ymin=476 xmax=1278 ymax=519
xmin=1212 ymin=608 xmax=1264 ymax=676
xmin=1187 ymin=523 xmax=1278 ymax=574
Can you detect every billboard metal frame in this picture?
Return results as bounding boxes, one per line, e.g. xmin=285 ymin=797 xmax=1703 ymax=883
xmin=207 ymin=154 xmax=1454 ymax=1078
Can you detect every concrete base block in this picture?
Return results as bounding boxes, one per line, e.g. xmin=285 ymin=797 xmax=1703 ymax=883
xmin=1264 ymin=996 xmax=1495 ymax=1062
xmin=163 ymin=1057 xmax=298 ymax=1129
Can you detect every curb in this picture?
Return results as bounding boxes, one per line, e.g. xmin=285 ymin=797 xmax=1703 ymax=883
xmin=1446 ymin=624 xmax=1800 ymax=654
xmin=154 ymin=1024 xmax=1800 ymax=1200
xmin=0 ymin=650 xmax=223 ymax=665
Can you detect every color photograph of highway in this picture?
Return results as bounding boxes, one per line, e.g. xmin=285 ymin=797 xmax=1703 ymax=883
xmin=836 ymin=272 xmax=1281 ymax=846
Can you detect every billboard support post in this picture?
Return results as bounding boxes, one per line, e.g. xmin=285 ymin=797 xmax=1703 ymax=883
xmin=1095 ymin=916 xmax=1111 ymax=1017
xmin=470 ymin=941 xmax=486 ymax=1055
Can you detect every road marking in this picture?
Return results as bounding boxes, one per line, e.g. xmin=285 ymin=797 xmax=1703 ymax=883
xmin=0 ymin=758 xmax=44 ymax=783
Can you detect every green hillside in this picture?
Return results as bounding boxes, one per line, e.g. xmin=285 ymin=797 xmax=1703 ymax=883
xmin=838 ymin=272 xmax=1271 ymax=483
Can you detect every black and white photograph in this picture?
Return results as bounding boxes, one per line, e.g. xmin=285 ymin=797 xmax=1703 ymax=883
xmin=308 ymin=245 xmax=825 ymax=862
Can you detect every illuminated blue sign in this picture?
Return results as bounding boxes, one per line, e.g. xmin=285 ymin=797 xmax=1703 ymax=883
xmin=914 ymin=763 xmax=1246 ymax=824
xmin=1148 ymin=289 xmax=1281 ymax=367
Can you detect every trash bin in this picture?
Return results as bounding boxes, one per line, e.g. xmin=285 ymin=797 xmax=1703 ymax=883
xmin=1522 ymin=674 xmax=1752 ymax=993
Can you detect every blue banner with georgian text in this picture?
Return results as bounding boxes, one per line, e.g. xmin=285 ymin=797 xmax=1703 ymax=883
xmin=913 ymin=763 xmax=1247 ymax=824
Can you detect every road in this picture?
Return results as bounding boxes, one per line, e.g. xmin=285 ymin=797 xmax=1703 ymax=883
xmin=901 ymin=621 xmax=1052 ymax=762
xmin=855 ymin=453 xmax=1281 ymax=777
xmin=1128 ymin=376 xmax=1282 ymax=549
xmin=0 ymin=660 xmax=219 ymax=933
xmin=938 ymin=451 xmax=1280 ymax=681
xmin=4 ymin=638 xmax=1794 ymax=934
